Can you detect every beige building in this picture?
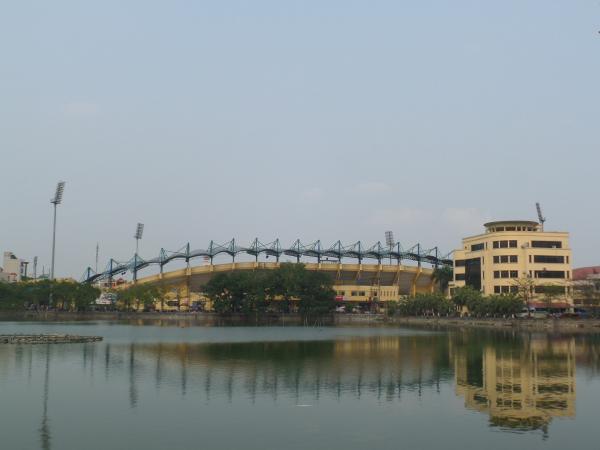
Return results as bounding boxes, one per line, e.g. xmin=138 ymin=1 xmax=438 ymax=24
xmin=450 ymin=221 xmax=572 ymax=306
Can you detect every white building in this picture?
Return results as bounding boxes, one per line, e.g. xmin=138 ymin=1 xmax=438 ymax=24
xmin=1 ymin=251 xmax=28 ymax=283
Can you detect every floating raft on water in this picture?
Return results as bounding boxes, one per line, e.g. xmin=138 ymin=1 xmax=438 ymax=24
xmin=0 ymin=334 xmax=103 ymax=344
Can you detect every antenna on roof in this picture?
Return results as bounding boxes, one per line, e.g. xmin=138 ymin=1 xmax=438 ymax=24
xmin=536 ymin=202 xmax=546 ymax=231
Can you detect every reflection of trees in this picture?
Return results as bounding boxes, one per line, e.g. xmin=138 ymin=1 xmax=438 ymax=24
xmin=451 ymin=331 xmax=576 ymax=434
xmin=105 ymin=335 xmax=453 ymax=405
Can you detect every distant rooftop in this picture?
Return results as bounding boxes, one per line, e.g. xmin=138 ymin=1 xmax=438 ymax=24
xmin=483 ymin=220 xmax=540 ymax=233
xmin=483 ymin=220 xmax=540 ymax=228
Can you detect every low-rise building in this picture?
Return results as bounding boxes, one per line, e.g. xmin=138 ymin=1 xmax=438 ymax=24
xmin=572 ymin=266 xmax=600 ymax=308
xmin=1 ymin=251 xmax=28 ymax=283
xmin=450 ymin=220 xmax=572 ymax=308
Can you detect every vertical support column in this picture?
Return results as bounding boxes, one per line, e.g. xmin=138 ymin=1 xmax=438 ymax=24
xmin=133 ymin=254 xmax=138 ymax=283
xmin=411 ymin=267 xmax=422 ymax=297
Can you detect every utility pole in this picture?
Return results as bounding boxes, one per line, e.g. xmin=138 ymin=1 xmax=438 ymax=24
xmin=95 ymin=243 xmax=99 ymax=274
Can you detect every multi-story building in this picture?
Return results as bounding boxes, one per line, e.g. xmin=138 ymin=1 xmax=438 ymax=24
xmin=1 ymin=251 xmax=28 ymax=283
xmin=450 ymin=221 xmax=572 ymax=306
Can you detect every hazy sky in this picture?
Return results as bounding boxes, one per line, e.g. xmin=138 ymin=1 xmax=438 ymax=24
xmin=1 ymin=1 xmax=599 ymax=278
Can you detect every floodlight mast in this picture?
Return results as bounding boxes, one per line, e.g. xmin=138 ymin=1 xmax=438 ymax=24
xmin=385 ymin=231 xmax=395 ymax=264
xmin=50 ymin=181 xmax=65 ymax=280
xmin=536 ymin=202 xmax=546 ymax=232
xmin=134 ymin=223 xmax=144 ymax=255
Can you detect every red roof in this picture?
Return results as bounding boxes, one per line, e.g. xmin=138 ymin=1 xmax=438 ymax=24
xmin=573 ymin=266 xmax=600 ymax=281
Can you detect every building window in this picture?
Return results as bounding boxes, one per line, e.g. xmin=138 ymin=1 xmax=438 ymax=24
xmin=494 ymin=286 xmax=501 ymax=294
xmin=455 ymin=273 xmax=466 ymax=281
xmin=493 ymin=240 xmax=518 ymax=249
xmin=471 ymin=243 xmax=484 ymax=252
xmin=494 ymin=270 xmax=517 ymax=279
xmin=455 ymin=259 xmax=466 ymax=267
xmin=533 ymin=255 xmax=565 ymax=264
xmin=493 ymin=255 xmax=518 ymax=264
xmin=531 ymin=240 xmax=562 ymax=249
xmin=465 ymin=258 xmax=482 ymax=291
xmin=534 ymin=270 xmax=565 ymax=279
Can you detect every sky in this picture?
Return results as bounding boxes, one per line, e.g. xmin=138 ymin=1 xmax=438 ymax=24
xmin=1 ymin=0 xmax=599 ymax=279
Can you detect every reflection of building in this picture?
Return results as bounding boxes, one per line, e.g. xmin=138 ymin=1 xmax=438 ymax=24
xmin=1 ymin=251 xmax=28 ymax=283
xmin=451 ymin=221 xmax=572 ymax=306
xmin=452 ymin=336 xmax=576 ymax=430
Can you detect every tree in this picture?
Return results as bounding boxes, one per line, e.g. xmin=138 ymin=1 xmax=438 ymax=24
xmin=512 ymin=277 xmax=536 ymax=314
xmin=432 ymin=266 xmax=453 ymax=293
xmin=296 ymin=270 xmax=335 ymax=323
xmin=452 ymin=287 xmax=482 ymax=316
xmin=539 ymin=284 xmax=565 ymax=311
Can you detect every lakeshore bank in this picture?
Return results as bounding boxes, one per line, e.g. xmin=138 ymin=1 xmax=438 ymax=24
xmin=1 ymin=311 xmax=600 ymax=333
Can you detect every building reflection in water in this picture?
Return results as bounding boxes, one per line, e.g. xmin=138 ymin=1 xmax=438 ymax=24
xmin=0 ymin=329 xmax=588 ymax=447
xmin=451 ymin=332 xmax=576 ymax=433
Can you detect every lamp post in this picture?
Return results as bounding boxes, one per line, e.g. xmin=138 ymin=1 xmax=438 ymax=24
xmin=50 ymin=181 xmax=65 ymax=280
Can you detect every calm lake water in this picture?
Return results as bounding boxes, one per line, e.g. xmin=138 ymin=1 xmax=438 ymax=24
xmin=1 ymin=320 xmax=599 ymax=450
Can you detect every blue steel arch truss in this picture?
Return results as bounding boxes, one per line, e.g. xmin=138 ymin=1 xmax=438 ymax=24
xmin=81 ymin=239 xmax=453 ymax=283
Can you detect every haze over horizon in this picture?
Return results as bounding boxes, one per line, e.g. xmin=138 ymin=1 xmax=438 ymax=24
xmin=1 ymin=1 xmax=598 ymax=278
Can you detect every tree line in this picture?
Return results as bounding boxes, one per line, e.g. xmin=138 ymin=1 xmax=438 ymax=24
xmin=0 ymin=279 xmax=100 ymax=311
xmin=203 ymin=263 xmax=336 ymax=321
xmin=387 ymin=287 xmax=525 ymax=318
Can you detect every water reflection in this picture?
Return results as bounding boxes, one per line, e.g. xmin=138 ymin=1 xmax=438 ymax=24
xmin=451 ymin=333 xmax=576 ymax=433
xmin=0 ymin=327 xmax=598 ymax=449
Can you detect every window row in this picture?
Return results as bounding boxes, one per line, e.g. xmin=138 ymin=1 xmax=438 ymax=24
xmin=494 ymin=286 xmax=519 ymax=294
xmin=534 ymin=270 xmax=567 ymax=279
xmin=471 ymin=243 xmax=485 ymax=252
xmin=531 ymin=240 xmax=562 ymax=249
xmin=531 ymin=255 xmax=567 ymax=264
xmin=493 ymin=255 xmax=518 ymax=264
xmin=494 ymin=270 xmax=519 ymax=279
xmin=350 ymin=291 xmax=367 ymax=297
xmin=493 ymin=240 xmax=518 ymax=249
xmin=489 ymin=226 xmax=535 ymax=232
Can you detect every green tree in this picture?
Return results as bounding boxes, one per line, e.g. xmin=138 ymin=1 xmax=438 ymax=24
xmin=432 ymin=266 xmax=453 ymax=293
xmin=539 ymin=284 xmax=565 ymax=311
xmin=452 ymin=286 xmax=482 ymax=316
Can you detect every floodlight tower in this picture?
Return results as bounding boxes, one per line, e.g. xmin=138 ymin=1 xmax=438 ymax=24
xmin=134 ymin=223 xmax=144 ymax=255
xmin=385 ymin=231 xmax=395 ymax=265
xmin=50 ymin=181 xmax=65 ymax=280
xmin=536 ymin=202 xmax=546 ymax=232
